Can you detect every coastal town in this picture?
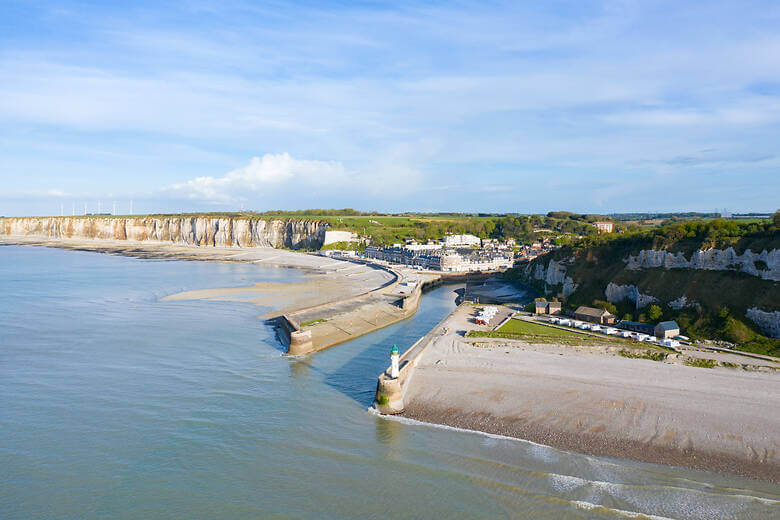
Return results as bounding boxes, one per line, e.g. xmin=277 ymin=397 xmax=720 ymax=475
xmin=321 ymin=232 xmax=560 ymax=271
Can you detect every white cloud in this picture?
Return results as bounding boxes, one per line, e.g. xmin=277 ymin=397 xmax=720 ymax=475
xmin=165 ymin=152 xmax=421 ymax=203
xmin=166 ymin=153 xmax=348 ymax=201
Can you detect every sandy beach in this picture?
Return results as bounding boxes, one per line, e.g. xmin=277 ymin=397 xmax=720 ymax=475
xmin=401 ymin=305 xmax=780 ymax=482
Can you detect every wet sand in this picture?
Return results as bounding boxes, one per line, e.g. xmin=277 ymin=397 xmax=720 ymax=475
xmin=1 ymin=235 xmax=442 ymax=353
xmin=1 ymin=236 xmax=397 ymax=315
xmin=402 ymin=306 xmax=780 ymax=482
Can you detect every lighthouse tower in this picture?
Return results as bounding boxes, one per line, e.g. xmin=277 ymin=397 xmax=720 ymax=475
xmin=390 ymin=346 xmax=400 ymax=379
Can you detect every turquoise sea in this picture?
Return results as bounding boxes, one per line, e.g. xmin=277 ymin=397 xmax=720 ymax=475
xmin=1 ymin=245 xmax=778 ymax=519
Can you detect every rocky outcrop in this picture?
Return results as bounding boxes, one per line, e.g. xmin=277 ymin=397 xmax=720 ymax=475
xmin=525 ymin=258 xmax=578 ymax=297
xmin=0 ymin=216 xmax=327 ymax=250
xmin=746 ymin=308 xmax=780 ymax=339
xmin=668 ymin=295 xmax=697 ymax=310
xmin=604 ymin=282 xmax=659 ymax=309
xmin=626 ymin=248 xmax=780 ymax=281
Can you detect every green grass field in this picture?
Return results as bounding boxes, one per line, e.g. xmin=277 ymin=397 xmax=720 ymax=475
xmin=497 ymin=318 xmax=583 ymax=337
xmin=467 ymin=318 xmax=651 ymax=348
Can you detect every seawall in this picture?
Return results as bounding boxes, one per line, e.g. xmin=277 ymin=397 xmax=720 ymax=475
xmin=0 ymin=216 xmax=327 ymax=250
xmin=280 ymin=276 xmax=441 ymax=356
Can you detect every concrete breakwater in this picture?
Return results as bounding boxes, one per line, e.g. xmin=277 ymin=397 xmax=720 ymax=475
xmin=0 ymin=216 xmax=327 ymax=249
xmin=276 ymin=275 xmax=442 ymax=356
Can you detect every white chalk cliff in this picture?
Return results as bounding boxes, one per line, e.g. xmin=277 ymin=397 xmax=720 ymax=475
xmin=746 ymin=308 xmax=780 ymax=339
xmin=525 ymin=258 xmax=579 ymax=297
xmin=0 ymin=216 xmax=327 ymax=250
xmin=604 ymin=283 xmax=659 ymax=309
xmin=625 ymin=248 xmax=779 ymax=281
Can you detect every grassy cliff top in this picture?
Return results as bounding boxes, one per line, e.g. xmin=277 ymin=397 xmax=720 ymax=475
xmin=546 ymin=216 xmax=779 ymax=258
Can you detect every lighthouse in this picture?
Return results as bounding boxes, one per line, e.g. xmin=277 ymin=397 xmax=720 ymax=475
xmin=390 ymin=346 xmax=400 ymax=379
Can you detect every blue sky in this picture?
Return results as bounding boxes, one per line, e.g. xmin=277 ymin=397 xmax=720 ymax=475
xmin=1 ymin=0 xmax=779 ymax=216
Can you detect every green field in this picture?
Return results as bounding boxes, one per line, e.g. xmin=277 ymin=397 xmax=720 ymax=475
xmin=467 ymin=318 xmax=650 ymax=348
xmin=498 ymin=318 xmax=583 ymax=337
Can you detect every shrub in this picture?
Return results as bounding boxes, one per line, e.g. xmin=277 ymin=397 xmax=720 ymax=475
xmin=618 ymin=350 xmax=667 ymax=361
xmin=685 ymin=358 xmax=717 ymax=368
xmin=647 ymin=305 xmax=663 ymax=321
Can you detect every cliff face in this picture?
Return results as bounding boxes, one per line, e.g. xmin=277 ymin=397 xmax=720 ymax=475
xmin=0 ymin=217 xmax=327 ymax=250
xmin=524 ymin=258 xmax=579 ymax=297
xmin=626 ymin=248 xmax=780 ymax=282
xmin=604 ymin=283 xmax=659 ymax=310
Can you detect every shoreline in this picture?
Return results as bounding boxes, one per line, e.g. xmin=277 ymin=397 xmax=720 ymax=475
xmin=379 ymin=304 xmax=780 ymax=483
xmin=0 ymin=235 xmax=351 ymax=272
xmin=376 ymin=409 xmax=780 ymax=489
xmin=0 ymin=236 xmax=436 ymax=354
xmin=400 ymin=404 xmax=780 ymax=483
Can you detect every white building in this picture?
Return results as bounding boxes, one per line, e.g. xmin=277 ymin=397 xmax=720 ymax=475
xmin=441 ymin=234 xmax=481 ymax=247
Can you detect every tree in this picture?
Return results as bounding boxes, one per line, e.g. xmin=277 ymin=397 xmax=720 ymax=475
xmin=774 ymin=209 xmax=780 ymax=228
xmin=647 ymin=304 xmax=663 ymax=321
xmin=592 ymin=299 xmax=617 ymax=315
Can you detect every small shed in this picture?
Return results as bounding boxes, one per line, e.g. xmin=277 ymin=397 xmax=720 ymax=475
xmin=574 ymin=306 xmax=615 ymax=325
xmin=654 ymin=321 xmax=680 ymax=339
xmin=534 ymin=300 xmax=562 ymax=315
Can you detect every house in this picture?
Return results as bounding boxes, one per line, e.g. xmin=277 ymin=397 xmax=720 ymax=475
xmin=617 ymin=320 xmax=655 ymax=335
xmin=593 ymin=221 xmax=613 ymax=233
xmin=574 ymin=306 xmax=615 ymax=324
xmin=654 ymin=321 xmax=680 ymax=339
xmin=534 ymin=300 xmax=562 ymax=315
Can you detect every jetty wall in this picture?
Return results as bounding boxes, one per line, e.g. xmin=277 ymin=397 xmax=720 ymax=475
xmin=283 ymin=282 xmax=426 ymax=356
xmin=277 ymin=315 xmax=314 ymax=355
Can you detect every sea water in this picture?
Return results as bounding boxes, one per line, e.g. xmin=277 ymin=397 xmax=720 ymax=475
xmin=1 ymin=245 xmax=777 ymax=519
